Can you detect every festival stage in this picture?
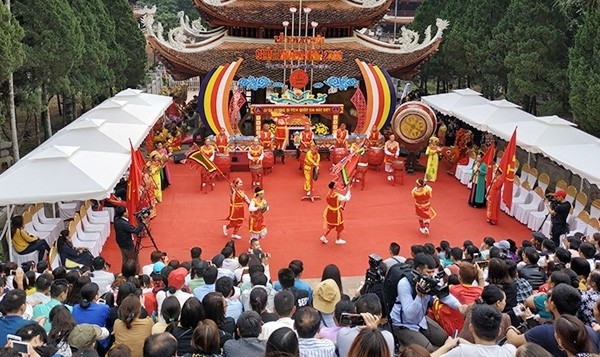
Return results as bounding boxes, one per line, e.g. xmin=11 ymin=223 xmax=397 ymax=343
xmin=101 ymin=156 xmax=532 ymax=278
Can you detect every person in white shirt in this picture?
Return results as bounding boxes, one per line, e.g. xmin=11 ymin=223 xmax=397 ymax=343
xmin=295 ymin=306 xmax=335 ymax=357
xmin=89 ymin=257 xmax=115 ymax=295
xmin=382 ymin=242 xmax=406 ymax=270
xmin=431 ymin=304 xmax=516 ymax=357
xmin=26 ymin=274 xmax=52 ymax=306
xmin=156 ymin=267 xmax=193 ymax=320
xmin=258 ymin=290 xmax=296 ymax=341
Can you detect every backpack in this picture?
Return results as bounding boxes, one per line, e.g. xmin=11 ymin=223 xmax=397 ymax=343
xmin=382 ymin=263 xmax=416 ymax=319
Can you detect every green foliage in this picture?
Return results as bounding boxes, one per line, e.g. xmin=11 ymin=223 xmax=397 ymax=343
xmin=497 ymin=0 xmax=570 ymax=115
xmin=0 ymin=4 xmax=25 ymax=82
xmin=13 ymin=0 xmax=84 ymax=96
xmin=138 ymin=0 xmax=199 ymax=30
xmin=106 ymin=0 xmax=147 ymax=89
xmin=569 ymin=10 xmax=600 ymax=137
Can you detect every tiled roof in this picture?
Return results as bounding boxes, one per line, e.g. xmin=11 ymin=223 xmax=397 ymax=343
xmin=147 ymin=34 xmax=441 ymax=81
xmin=193 ymin=0 xmax=394 ymax=28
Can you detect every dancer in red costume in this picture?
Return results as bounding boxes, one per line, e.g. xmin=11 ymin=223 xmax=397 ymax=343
xmin=274 ymin=117 xmax=288 ymax=151
xmin=248 ymin=137 xmax=264 ymax=187
xmin=249 ymin=187 xmax=269 ymax=240
xmin=200 ymin=139 xmax=216 ymax=188
xmin=411 ymin=178 xmax=437 ymax=235
xmin=223 ymin=177 xmax=250 ymax=239
xmin=260 ymin=124 xmax=274 ymax=150
xmin=320 ymin=181 xmax=351 ymax=245
xmin=367 ymin=126 xmax=381 ymax=147
xmin=384 ymin=134 xmax=399 ymax=181
xmin=300 ymin=124 xmax=314 ymax=152
xmin=215 ymin=127 xmax=229 ymax=154
xmin=334 ymin=123 xmax=348 ymax=148
xmin=486 ymin=166 xmax=505 ymax=225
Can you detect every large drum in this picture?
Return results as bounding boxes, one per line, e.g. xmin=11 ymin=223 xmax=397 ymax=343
xmin=368 ymin=147 xmax=384 ymax=166
xmin=214 ymin=154 xmax=231 ymax=176
xmin=391 ymin=102 xmax=438 ymax=152
xmin=263 ymin=150 xmax=274 ymax=171
xmin=332 ymin=148 xmax=348 ymax=164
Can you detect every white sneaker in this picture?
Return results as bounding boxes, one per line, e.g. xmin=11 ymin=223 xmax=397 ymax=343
xmin=423 ymin=227 xmax=430 ymax=235
xmin=320 ymin=236 xmax=329 ymax=244
xmin=387 ymin=176 xmax=391 ymax=181
xmin=232 ymin=234 xmax=242 ymax=240
xmin=212 ymin=183 xmax=215 ymax=187
xmin=335 ymin=239 xmax=347 ymax=245
xmin=419 ymin=227 xmax=426 ymax=234
xmin=307 ymin=191 xmax=311 ymax=196
xmin=222 ymin=225 xmax=228 ymax=236
xmin=202 ymin=183 xmax=206 ymax=187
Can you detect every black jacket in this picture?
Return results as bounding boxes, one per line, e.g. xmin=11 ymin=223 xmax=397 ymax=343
xmin=114 ymin=216 xmax=142 ymax=249
xmin=518 ymin=264 xmax=547 ymax=290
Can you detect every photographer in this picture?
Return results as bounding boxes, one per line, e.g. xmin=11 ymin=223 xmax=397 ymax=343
xmin=390 ymin=253 xmax=466 ymax=352
xmin=548 ymin=190 xmax=571 ymax=247
xmin=113 ymin=207 xmax=144 ymax=270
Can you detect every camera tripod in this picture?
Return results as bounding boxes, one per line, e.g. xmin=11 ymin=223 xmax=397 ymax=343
xmin=134 ymin=221 xmax=160 ymax=253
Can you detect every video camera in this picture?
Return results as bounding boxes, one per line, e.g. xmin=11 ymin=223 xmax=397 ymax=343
xmin=545 ymin=193 xmax=560 ymax=209
xmin=413 ymin=270 xmax=449 ymax=298
xmin=135 ymin=207 xmax=152 ymax=223
xmin=365 ymin=253 xmax=386 ymax=286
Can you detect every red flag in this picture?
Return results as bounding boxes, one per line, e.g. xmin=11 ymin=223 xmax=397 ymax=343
xmin=481 ymin=142 xmax=495 ymax=186
xmin=127 ymin=142 xmax=143 ymax=222
xmin=498 ymin=129 xmax=517 ymax=208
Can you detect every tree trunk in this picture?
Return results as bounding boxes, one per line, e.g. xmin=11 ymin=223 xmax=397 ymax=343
xmin=41 ymin=83 xmax=52 ymax=139
xmin=8 ymin=73 xmax=19 ymax=161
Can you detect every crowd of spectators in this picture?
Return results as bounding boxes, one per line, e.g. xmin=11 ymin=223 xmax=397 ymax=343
xmin=0 ymin=231 xmax=600 ymax=357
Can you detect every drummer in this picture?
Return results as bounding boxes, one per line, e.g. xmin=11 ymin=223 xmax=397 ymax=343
xmin=367 ymin=126 xmax=382 ymax=147
xmin=215 ymin=127 xmax=229 ymax=154
xmin=260 ymin=124 xmax=274 ymax=150
xmin=384 ymin=134 xmax=399 ymax=181
xmin=334 ymin=123 xmax=348 ymax=148
xmin=248 ymin=137 xmax=264 ymax=187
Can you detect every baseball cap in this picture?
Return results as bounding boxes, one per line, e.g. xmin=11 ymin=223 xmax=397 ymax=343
xmin=493 ymin=240 xmax=510 ymax=251
xmin=153 ymin=262 xmax=166 ymax=274
xmin=168 ymin=267 xmax=187 ymax=290
xmin=68 ymin=324 xmax=104 ymax=350
xmin=313 ymin=279 xmax=341 ymax=314
xmin=553 ymin=190 xmax=567 ymax=199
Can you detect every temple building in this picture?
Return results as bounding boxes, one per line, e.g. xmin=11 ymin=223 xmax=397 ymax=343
xmin=143 ymin=0 xmax=446 ymax=82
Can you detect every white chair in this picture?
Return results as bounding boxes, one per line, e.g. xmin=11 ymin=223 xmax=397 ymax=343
xmin=527 ymin=199 xmax=551 ymax=231
xmin=568 ymin=210 xmax=591 ymax=236
xmin=509 ymin=181 xmax=533 ymax=217
xmin=67 ymin=220 xmax=101 ymax=257
xmin=455 ymin=152 xmax=476 ymax=184
xmin=526 ymin=167 xmax=538 ymax=190
xmin=568 ymin=192 xmax=588 ymax=227
xmin=518 ymin=163 xmax=530 ymax=188
xmin=536 ymin=173 xmax=550 ymax=194
xmin=22 ymin=210 xmax=60 ymax=246
xmin=585 ymin=218 xmax=600 ymax=236
xmin=515 ymin=187 xmax=544 ymax=224
xmin=501 ymin=180 xmax=521 ymax=213
xmin=103 ymin=206 xmax=115 ymax=222
xmin=58 ymin=201 xmax=82 ymax=220
xmin=590 ymin=199 xmax=600 ymax=220
xmin=10 ymin=243 xmax=38 ymax=265
xmin=34 ymin=203 xmax=63 ymax=227
xmin=83 ymin=201 xmax=110 ymax=224
xmin=79 ymin=205 xmax=109 ymax=241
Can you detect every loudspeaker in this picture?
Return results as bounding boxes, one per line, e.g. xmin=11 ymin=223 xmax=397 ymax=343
xmin=173 ymin=152 xmax=187 ymax=163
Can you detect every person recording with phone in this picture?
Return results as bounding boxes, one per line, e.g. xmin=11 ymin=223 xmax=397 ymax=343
xmin=547 ymin=190 xmax=571 ymax=247
xmin=114 ymin=206 xmax=144 ymax=271
xmin=390 ymin=253 xmax=467 ymax=353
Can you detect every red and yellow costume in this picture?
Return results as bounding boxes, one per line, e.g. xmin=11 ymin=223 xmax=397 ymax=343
xmin=486 ymin=170 xmax=505 ymax=225
xmin=303 ymin=148 xmax=320 ymax=194
xmin=260 ymin=125 xmax=274 ymax=150
xmin=384 ymin=136 xmax=399 ymax=178
xmin=300 ymin=127 xmax=314 ymax=152
xmin=334 ymin=126 xmax=348 ymax=148
xmin=411 ymin=180 xmax=436 ymax=234
xmin=200 ymin=143 xmax=216 ymax=186
xmin=249 ymin=191 xmax=268 ymax=239
xmin=368 ymin=127 xmax=381 ymax=147
xmin=215 ymin=131 xmax=229 ymax=154
xmin=437 ymin=122 xmax=447 ymax=146
xmin=248 ymin=141 xmax=264 ymax=187
xmin=321 ymin=184 xmax=351 ymax=244
xmin=224 ymin=179 xmax=249 ymax=238
xmin=274 ymin=117 xmax=288 ymax=150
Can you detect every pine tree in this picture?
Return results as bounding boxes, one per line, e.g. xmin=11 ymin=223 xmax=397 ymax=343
xmin=0 ymin=3 xmax=24 ymax=82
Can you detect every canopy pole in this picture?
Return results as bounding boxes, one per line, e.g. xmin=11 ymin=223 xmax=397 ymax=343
xmin=52 ymin=203 xmax=56 ymax=218
xmin=5 ymin=205 xmax=14 ymax=263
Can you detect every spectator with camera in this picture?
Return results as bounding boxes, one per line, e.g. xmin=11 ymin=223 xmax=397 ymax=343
xmin=518 ymin=247 xmax=546 ymax=291
xmin=390 ymin=253 xmax=467 ymax=352
xmin=548 ymin=190 xmax=571 ymax=247
xmin=113 ymin=206 xmax=144 ymax=270
xmin=506 ymin=283 xmax=600 ymax=356
xmin=337 ymin=293 xmax=394 ymax=357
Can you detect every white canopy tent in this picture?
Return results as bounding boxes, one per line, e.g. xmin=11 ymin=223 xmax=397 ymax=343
xmin=422 ymin=90 xmax=600 ymax=186
xmin=0 ymin=90 xmax=172 ymax=205
xmin=451 ymin=100 xmax=537 ymax=132
xmin=421 ymin=88 xmax=489 ymax=116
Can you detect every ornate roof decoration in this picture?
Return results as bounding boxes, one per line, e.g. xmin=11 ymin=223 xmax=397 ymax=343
xmin=193 ymin=0 xmax=394 ymax=28
xmin=267 ymin=89 xmax=328 ymax=105
xmin=132 ymin=5 xmax=156 ymax=19
xmin=145 ymin=10 xmax=449 ymax=81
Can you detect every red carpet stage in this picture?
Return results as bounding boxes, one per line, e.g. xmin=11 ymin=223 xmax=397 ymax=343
xmin=101 ymin=157 xmax=532 ymax=278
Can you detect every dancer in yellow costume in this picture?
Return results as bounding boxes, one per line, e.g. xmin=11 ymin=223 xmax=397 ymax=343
xmin=303 ymin=144 xmax=320 ymax=196
xmin=425 ymin=137 xmax=442 ymax=182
